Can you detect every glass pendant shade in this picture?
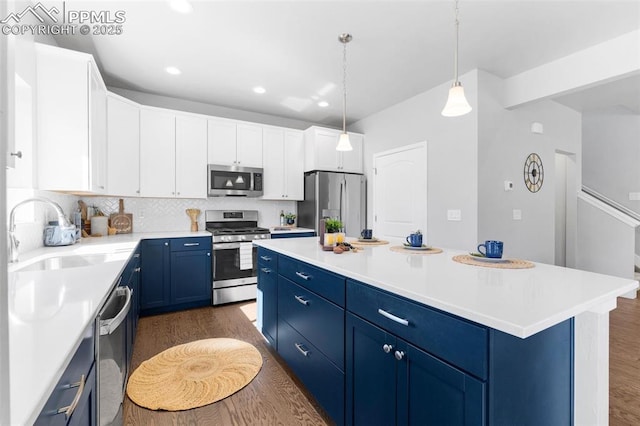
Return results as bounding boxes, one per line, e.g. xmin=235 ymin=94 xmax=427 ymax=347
xmin=336 ymin=132 xmax=353 ymax=151
xmin=441 ymin=82 xmax=472 ymax=117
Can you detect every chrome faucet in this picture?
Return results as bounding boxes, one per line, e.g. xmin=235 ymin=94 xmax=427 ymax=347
xmin=8 ymin=197 xmax=73 ymax=263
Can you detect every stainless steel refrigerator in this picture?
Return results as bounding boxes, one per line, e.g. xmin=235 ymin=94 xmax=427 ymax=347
xmin=297 ymin=171 xmax=366 ymax=237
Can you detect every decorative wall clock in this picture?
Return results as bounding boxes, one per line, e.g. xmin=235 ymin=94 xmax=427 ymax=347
xmin=523 ymin=153 xmax=544 ymax=193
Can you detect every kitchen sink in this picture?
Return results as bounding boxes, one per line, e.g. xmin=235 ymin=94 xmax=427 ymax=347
xmin=13 ymin=252 xmax=130 ymax=272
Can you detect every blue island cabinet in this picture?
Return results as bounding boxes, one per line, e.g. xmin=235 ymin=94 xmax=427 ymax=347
xmin=256 ymin=251 xmax=574 ymax=426
xmin=257 ymin=248 xmax=278 ymax=347
xmin=140 ymin=237 xmax=212 ymax=315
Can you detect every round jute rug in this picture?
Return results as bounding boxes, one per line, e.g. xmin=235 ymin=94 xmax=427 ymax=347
xmin=126 ymin=338 xmax=263 ymax=411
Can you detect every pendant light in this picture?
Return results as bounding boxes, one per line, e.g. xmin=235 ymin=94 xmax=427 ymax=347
xmin=441 ymin=0 xmax=472 ymax=117
xmin=336 ymin=33 xmax=353 ymax=151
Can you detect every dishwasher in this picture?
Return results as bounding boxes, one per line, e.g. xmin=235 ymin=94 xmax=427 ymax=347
xmin=97 ymin=285 xmax=132 ymax=426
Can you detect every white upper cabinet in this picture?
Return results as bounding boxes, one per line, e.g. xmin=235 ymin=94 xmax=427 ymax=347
xmin=140 ymin=108 xmax=207 ymax=199
xmin=140 ymin=108 xmax=176 ymax=198
xmin=262 ymin=127 xmax=304 ymax=200
xmin=36 ymin=43 xmax=107 ymax=193
xmin=304 ymin=126 xmax=363 ymax=173
xmin=175 ymin=114 xmax=207 ymax=198
xmin=208 ymin=118 xmax=263 ymax=168
xmin=107 ymin=93 xmax=140 ymax=197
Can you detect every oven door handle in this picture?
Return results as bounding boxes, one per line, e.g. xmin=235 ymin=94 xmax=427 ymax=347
xmin=213 ymin=242 xmax=252 ymax=250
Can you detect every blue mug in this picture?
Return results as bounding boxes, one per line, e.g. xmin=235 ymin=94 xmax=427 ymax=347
xmin=477 ymin=240 xmax=504 ymax=258
xmin=361 ymin=229 xmax=373 ymax=239
xmin=406 ymin=233 xmax=423 ymax=247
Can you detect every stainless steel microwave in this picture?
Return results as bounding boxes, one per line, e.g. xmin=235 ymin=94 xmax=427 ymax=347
xmin=207 ymin=164 xmax=263 ymax=197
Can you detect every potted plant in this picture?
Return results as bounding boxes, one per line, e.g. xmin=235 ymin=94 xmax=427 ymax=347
xmin=321 ymin=218 xmax=345 ymax=250
xmin=285 ymin=212 xmax=296 ymax=225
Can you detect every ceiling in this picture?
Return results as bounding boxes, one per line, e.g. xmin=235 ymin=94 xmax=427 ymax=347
xmin=45 ymin=1 xmax=640 ymax=127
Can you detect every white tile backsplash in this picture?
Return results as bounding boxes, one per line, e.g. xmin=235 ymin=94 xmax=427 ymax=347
xmin=83 ymin=197 xmax=297 ymax=233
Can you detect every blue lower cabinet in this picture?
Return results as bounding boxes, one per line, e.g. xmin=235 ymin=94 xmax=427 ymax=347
xmin=271 ymin=231 xmax=316 ymax=239
xmin=278 ymin=319 xmax=345 ymax=424
xmin=170 ymin=249 xmax=212 ymax=305
xmin=140 ymin=239 xmax=171 ymax=312
xmin=35 ymin=323 xmax=96 ymax=425
xmin=257 ymin=250 xmax=278 ymax=347
xmin=140 ymin=237 xmax=212 ymax=315
xmin=346 ymin=313 xmax=485 ymax=426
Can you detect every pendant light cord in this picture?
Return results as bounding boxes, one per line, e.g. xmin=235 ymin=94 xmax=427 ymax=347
xmin=454 ymin=0 xmax=460 ymax=84
xmin=342 ymin=38 xmax=348 ymax=133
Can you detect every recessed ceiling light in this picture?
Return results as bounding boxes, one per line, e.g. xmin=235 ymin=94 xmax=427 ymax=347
xmin=253 ymin=86 xmax=266 ymax=94
xmin=165 ymin=66 xmax=181 ymax=75
xmin=167 ymin=0 xmax=193 ymax=14
xmin=318 ymin=101 xmax=329 ymax=108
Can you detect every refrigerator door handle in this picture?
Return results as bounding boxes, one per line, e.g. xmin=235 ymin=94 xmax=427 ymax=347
xmin=339 ymin=179 xmax=345 ymax=225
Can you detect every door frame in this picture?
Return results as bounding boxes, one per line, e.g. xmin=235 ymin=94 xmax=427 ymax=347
xmin=555 ymin=149 xmax=578 ymax=268
xmin=372 ymin=141 xmax=427 ymax=238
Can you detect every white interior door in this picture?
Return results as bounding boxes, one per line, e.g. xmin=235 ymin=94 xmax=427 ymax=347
xmin=373 ymin=142 xmax=427 ymax=240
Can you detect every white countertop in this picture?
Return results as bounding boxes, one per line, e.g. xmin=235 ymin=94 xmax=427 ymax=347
xmin=254 ymin=237 xmax=638 ymax=339
xmin=8 ymin=231 xmax=211 ymax=426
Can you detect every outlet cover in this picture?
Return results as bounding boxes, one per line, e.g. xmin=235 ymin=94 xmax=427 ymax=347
xmin=513 ymin=209 xmax=522 ymax=220
xmin=629 ymin=192 xmax=640 ymax=201
xmin=447 ymin=209 xmax=462 ymax=221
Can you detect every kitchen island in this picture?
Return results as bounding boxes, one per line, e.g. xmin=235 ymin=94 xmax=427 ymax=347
xmin=254 ymin=237 xmax=638 ymax=425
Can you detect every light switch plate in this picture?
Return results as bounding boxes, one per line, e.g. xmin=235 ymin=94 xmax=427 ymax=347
xmin=629 ymin=192 xmax=640 ymax=201
xmin=513 ymin=209 xmax=522 ymax=220
xmin=447 ymin=209 xmax=462 ymax=221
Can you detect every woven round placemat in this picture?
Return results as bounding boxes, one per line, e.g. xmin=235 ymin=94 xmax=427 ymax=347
xmin=349 ymin=239 xmax=390 ymax=247
xmin=389 ymin=246 xmax=443 ymax=255
xmin=126 ymin=338 xmax=262 ymax=411
xmin=452 ymin=254 xmax=535 ymax=269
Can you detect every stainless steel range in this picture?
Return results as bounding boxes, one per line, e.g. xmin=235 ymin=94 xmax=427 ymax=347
xmin=206 ymin=210 xmax=270 ymax=305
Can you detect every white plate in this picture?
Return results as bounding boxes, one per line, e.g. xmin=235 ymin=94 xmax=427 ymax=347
xmin=403 ymin=244 xmax=432 ymax=251
xmin=358 ymin=237 xmax=379 ymax=242
xmin=469 ymin=254 xmax=508 ymax=263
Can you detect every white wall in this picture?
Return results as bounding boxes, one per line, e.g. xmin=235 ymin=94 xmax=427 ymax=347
xmin=351 ymin=70 xmax=479 ymax=250
xmin=582 ymin=107 xmax=640 ymax=215
xmin=109 ymin=87 xmax=318 ymax=131
xmin=477 ymin=70 xmax=582 ymax=264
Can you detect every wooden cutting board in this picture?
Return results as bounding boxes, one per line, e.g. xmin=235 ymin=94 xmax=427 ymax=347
xmin=110 ymin=199 xmax=133 ymax=234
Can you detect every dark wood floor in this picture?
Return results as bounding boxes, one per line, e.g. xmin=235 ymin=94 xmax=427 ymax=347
xmin=123 ymin=302 xmax=331 ymax=425
xmin=124 ymin=295 xmax=640 ymax=425
xmin=610 ymin=294 xmax=640 ymax=426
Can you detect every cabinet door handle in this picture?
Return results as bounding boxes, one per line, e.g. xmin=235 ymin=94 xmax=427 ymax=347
xmin=164 ymin=242 xmax=169 ymax=246
xmin=382 ymin=344 xmax=394 ymax=353
xmin=134 ymin=253 xmax=140 ymax=258
xmin=294 ymin=343 xmax=310 ymax=357
xmin=260 ymin=255 xmax=272 ymax=261
xmin=134 ymin=267 xmax=141 ymax=272
xmin=394 ymin=350 xmax=405 ymax=361
xmin=295 ymin=271 xmax=311 ymax=281
xmin=377 ymin=308 xmax=409 ymax=326
xmin=57 ymin=374 xmax=85 ymax=420
xmin=10 ymin=151 xmax=22 ymax=158
xmin=183 ymin=242 xmax=200 ymax=247
xmin=294 ymin=295 xmax=309 ymax=306
xmin=261 ymin=267 xmax=272 ymax=274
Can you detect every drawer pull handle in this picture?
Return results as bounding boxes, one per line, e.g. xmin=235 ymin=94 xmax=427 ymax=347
xmin=295 ymin=271 xmax=311 ymax=280
xmin=261 ymin=267 xmax=272 ymax=274
xmin=295 ymin=343 xmax=310 ymax=357
xmin=394 ymin=350 xmax=405 ymax=361
xmin=294 ymin=295 xmax=309 ymax=306
xmin=183 ymin=242 xmax=200 ymax=247
xmin=57 ymin=374 xmax=85 ymax=420
xmin=382 ymin=344 xmax=394 ymax=353
xmin=260 ymin=256 xmax=272 ymax=261
xmin=377 ymin=309 xmax=409 ymax=327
